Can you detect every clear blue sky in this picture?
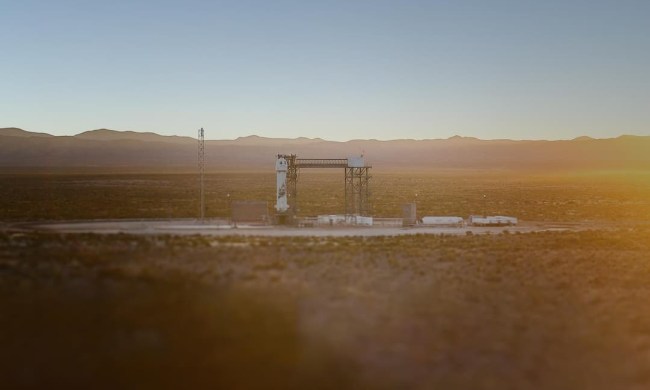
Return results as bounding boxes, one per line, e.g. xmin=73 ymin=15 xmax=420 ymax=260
xmin=1 ymin=0 xmax=649 ymax=140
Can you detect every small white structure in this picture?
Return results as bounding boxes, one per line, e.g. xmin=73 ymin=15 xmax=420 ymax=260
xmin=355 ymin=216 xmax=373 ymax=226
xmin=347 ymin=155 xmax=365 ymax=168
xmin=275 ymin=156 xmax=289 ymax=212
xmin=402 ymin=203 xmax=417 ymax=226
xmin=316 ymin=215 xmax=373 ymax=226
xmin=469 ymin=215 xmax=518 ymax=226
xmin=317 ymin=215 xmax=347 ymax=226
xmin=421 ymin=216 xmax=464 ymax=226
xmin=373 ymin=218 xmax=404 ymax=227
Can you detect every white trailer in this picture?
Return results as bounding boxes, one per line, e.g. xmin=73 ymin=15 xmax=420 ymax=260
xmin=421 ymin=216 xmax=464 ymax=226
xmin=469 ymin=215 xmax=518 ymax=226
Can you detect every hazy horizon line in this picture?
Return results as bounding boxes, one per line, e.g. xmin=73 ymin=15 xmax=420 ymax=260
xmin=2 ymin=125 xmax=648 ymax=143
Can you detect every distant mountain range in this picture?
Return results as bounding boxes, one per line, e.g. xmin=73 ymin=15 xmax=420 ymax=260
xmin=1 ymin=127 xmax=649 ymax=171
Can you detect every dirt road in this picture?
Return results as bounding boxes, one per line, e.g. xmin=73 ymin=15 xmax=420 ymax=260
xmin=12 ymin=219 xmax=599 ymax=237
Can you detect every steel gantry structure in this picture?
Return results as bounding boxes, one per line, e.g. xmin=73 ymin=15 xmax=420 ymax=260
xmin=275 ymin=154 xmax=371 ymax=220
xmin=198 ymin=127 xmax=205 ymax=222
xmin=344 ymin=164 xmax=372 ymax=216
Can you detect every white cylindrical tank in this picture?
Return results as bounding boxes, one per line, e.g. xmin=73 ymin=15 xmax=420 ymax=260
xmin=469 ymin=215 xmax=517 ymax=226
xmin=493 ymin=216 xmax=518 ymax=225
xmin=275 ymin=157 xmax=288 ymax=212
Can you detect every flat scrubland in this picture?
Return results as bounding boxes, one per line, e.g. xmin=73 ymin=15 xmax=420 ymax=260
xmin=1 ymin=170 xmax=650 ymax=388
xmin=2 ymin=229 xmax=650 ymax=388
xmin=1 ymin=169 xmax=650 ymax=222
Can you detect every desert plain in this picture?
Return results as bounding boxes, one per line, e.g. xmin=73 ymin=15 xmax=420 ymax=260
xmin=1 ymin=169 xmax=650 ymax=388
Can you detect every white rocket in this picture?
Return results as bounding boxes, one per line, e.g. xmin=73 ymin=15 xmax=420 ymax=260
xmin=275 ymin=156 xmax=289 ymax=212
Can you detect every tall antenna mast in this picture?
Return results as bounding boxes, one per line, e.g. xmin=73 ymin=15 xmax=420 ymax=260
xmin=198 ymin=127 xmax=205 ymax=222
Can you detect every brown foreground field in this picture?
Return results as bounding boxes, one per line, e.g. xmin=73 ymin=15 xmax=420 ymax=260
xmin=2 ymin=229 xmax=650 ymax=388
xmin=1 ymin=170 xmax=650 ymax=388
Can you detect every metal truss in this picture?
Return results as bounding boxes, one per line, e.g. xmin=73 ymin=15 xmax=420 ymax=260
xmin=278 ymin=154 xmax=372 ymax=218
xmin=345 ymin=166 xmax=371 ymax=216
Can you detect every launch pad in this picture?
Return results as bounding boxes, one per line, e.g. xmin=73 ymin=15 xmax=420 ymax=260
xmin=275 ymin=154 xmax=371 ymax=223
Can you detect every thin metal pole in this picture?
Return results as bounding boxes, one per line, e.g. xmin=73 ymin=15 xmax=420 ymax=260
xmin=198 ymin=128 xmax=205 ymax=222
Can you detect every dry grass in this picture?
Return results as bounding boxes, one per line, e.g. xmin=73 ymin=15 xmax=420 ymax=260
xmin=2 ymin=229 xmax=650 ymax=388
xmin=2 ymin=169 xmax=650 ymax=388
xmin=1 ymin=170 xmax=649 ymax=222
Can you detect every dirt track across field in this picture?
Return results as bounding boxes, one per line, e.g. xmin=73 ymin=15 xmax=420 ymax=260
xmin=11 ymin=219 xmax=603 ymax=237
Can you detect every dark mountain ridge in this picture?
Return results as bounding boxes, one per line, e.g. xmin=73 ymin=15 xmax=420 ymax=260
xmin=1 ymin=127 xmax=649 ymax=171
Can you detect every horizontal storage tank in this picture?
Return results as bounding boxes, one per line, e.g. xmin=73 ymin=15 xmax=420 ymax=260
xmin=469 ymin=215 xmax=518 ymax=226
xmin=421 ymin=216 xmax=464 ymax=226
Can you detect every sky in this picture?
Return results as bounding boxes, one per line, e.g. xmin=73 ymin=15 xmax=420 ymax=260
xmin=1 ymin=0 xmax=649 ymax=141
